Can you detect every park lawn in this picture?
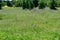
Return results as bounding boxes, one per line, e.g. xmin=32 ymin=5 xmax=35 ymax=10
xmin=0 ymin=7 xmax=60 ymax=40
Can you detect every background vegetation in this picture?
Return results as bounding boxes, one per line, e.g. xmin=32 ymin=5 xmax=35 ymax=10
xmin=0 ymin=0 xmax=60 ymax=9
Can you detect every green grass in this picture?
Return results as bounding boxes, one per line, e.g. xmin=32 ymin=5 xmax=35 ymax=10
xmin=0 ymin=7 xmax=60 ymax=40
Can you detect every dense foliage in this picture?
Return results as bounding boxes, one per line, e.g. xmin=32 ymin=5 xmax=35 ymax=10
xmin=50 ymin=0 xmax=57 ymax=9
xmin=39 ymin=0 xmax=46 ymax=9
xmin=0 ymin=0 xmax=2 ymax=9
xmin=0 ymin=0 xmax=60 ymax=9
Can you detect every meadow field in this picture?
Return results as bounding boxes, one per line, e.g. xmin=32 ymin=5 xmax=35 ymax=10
xmin=0 ymin=7 xmax=60 ymax=40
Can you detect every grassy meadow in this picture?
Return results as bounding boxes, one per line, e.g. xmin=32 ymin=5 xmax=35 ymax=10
xmin=0 ymin=7 xmax=60 ymax=40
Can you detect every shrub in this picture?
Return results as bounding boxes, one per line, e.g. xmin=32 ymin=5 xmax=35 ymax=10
xmin=30 ymin=0 xmax=34 ymax=9
xmin=39 ymin=0 xmax=46 ymax=9
xmin=15 ymin=1 xmax=21 ymax=7
xmin=13 ymin=0 xmax=22 ymax=7
xmin=0 ymin=0 xmax=2 ymax=9
xmin=0 ymin=0 xmax=60 ymax=9
xmin=7 ymin=1 xmax=13 ymax=7
xmin=25 ymin=0 xmax=29 ymax=9
xmin=33 ymin=0 xmax=38 ymax=7
xmin=50 ymin=0 xmax=57 ymax=10
xmin=2 ymin=1 xmax=7 ymax=6
xmin=22 ymin=0 xmax=26 ymax=9
xmin=26 ymin=0 xmax=34 ymax=9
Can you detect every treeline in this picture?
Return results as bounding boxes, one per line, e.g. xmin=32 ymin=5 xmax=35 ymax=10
xmin=0 ymin=0 xmax=60 ymax=10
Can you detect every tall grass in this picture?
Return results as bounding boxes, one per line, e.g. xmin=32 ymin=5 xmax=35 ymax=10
xmin=0 ymin=7 xmax=60 ymax=40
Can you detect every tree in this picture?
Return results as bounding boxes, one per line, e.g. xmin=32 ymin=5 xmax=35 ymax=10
xmin=0 ymin=0 xmax=2 ymax=9
xmin=50 ymin=0 xmax=57 ymax=10
xmin=39 ymin=0 xmax=46 ymax=9
xmin=30 ymin=0 xmax=34 ymax=9
xmin=25 ymin=0 xmax=29 ymax=9
xmin=22 ymin=0 xmax=26 ymax=9
xmin=33 ymin=0 xmax=38 ymax=7
xmin=14 ymin=0 xmax=22 ymax=7
xmin=7 ymin=0 xmax=13 ymax=7
xmin=26 ymin=0 xmax=34 ymax=9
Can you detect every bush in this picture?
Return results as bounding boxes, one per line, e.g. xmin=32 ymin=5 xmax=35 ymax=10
xmin=33 ymin=0 xmax=38 ymax=7
xmin=2 ymin=1 xmax=7 ymax=6
xmin=0 ymin=0 xmax=2 ymax=9
xmin=15 ymin=1 xmax=21 ymax=7
xmin=22 ymin=0 xmax=26 ymax=9
xmin=30 ymin=0 xmax=34 ymax=9
xmin=22 ymin=0 xmax=34 ymax=9
xmin=26 ymin=0 xmax=34 ymax=9
xmin=50 ymin=0 xmax=57 ymax=10
xmin=7 ymin=1 xmax=13 ymax=7
xmin=13 ymin=0 xmax=22 ymax=7
xmin=25 ymin=0 xmax=29 ymax=9
xmin=56 ymin=0 xmax=60 ymax=7
xmin=39 ymin=0 xmax=46 ymax=9
xmin=0 ymin=0 xmax=60 ymax=9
